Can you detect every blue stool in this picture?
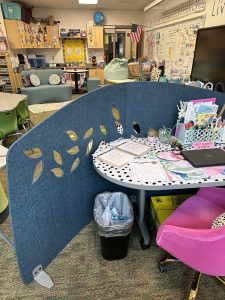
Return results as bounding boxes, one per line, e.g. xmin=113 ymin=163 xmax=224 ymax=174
xmin=87 ymin=78 xmax=100 ymax=92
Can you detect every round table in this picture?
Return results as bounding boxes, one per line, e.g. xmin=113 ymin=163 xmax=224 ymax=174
xmin=63 ymin=69 xmax=88 ymax=94
xmin=93 ymin=138 xmax=225 ymax=249
xmin=0 ymin=92 xmax=27 ymax=112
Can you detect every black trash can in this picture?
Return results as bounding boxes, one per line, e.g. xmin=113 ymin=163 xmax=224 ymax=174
xmin=94 ymin=192 xmax=134 ymax=261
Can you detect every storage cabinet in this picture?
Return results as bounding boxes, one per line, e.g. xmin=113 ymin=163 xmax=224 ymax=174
xmin=89 ymin=68 xmax=104 ymax=85
xmin=87 ymin=25 xmax=103 ymax=48
xmin=0 ymin=52 xmax=17 ymax=93
xmin=4 ymin=20 xmax=60 ymax=49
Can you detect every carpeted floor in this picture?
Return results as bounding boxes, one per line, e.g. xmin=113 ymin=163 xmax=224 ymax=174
xmin=0 ymin=101 xmax=224 ymax=300
xmin=0 ymin=214 xmax=224 ymax=300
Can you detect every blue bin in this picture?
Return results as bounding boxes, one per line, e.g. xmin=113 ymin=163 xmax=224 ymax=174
xmin=2 ymin=3 xmax=21 ymax=20
xmin=28 ymin=58 xmax=37 ymax=68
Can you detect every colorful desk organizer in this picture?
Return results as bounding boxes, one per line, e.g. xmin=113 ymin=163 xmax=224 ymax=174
xmin=175 ymin=123 xmax=223 ymax=145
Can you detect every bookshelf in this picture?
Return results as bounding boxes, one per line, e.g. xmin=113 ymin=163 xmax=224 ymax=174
xmin=0 ymin=52 xmax=17 ymax=93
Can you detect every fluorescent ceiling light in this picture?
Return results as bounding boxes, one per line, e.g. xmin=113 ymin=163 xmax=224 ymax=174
xmin=79 ymin=0 xmax=98 ymax=4
xmin=144 ymin=0 xmax=164 ymax=12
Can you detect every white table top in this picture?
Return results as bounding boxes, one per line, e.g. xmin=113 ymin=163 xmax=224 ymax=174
xmin=0 ymin=145 xmax=7 ymax=169
xmin=93 ymin=138 xmax=225 ymax=191
xmin=0 ymin=92 xmax=27 ymax=112
xmin=105 ymin=78 xmax=137 ymax=84
xmin=63 ymin=69 xmax=88 ymax=73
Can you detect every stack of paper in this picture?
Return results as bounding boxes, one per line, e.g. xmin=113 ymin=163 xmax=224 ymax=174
xmin=130 ymin=159 xmax=168 ymax=182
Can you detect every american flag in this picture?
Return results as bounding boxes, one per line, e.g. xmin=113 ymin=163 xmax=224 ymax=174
xmin=130 ymin=24 xmax=143 ymax=43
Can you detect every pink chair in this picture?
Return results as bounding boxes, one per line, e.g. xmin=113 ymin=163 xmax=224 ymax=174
xmin=156 ymin=187 xmax=225 ymax=300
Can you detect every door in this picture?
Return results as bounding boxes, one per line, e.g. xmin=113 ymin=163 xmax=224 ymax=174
xmin=104 ymin=31 xmax=127 ymax=63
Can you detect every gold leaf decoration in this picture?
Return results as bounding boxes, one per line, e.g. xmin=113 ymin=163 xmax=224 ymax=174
xmin=112 ymin=106 xmax=120 ymax=121
xmin=100 ymin=125 xmax=107 ymax=136
xmin=86 ymin=139 xmax=93 ymax=156
xmin=66 ymin=130 xmax=78 ymax=142
xmin=71 ymin=157 xmax=80 ymax=173
xmin=83 ymin=128 xmax=94 ymax=140
xmin=24 ymin=148 xmax=42 ymax=159
xmin=32 ymin=160 xmax=43 ymax=183
xmin=53 ymin=150 xmax=63 ymax=165
xmin=51 ymin=168 xmax=64 ymax=178
xmin=67 ymin=146 xmax=80 ymax=155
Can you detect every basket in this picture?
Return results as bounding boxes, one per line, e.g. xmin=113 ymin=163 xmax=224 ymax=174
xmin=2 ymin=3 xmax=21 ymax=20
xmin=175 ymin=124 xmax=223 ymax=145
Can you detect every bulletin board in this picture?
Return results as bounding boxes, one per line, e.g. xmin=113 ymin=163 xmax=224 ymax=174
xmin=145 ymin=17 xmax=205 ymax=78
xmin=144 ymin=30 xmax=155 ymax=59
xmin=63 ymin=39 xmax=85 ymax=63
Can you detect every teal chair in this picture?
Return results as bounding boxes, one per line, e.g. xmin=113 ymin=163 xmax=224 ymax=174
xmin=16 ymin=100 xmax=34 ymax=132
xmin=87 ymin=78 xmax=100 ymax=92
xmin=0 ymin=108 xmax=22 ymax=144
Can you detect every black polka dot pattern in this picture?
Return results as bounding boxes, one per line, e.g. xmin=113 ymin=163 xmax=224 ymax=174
xmin=93 ymin=138 xmax=225 ymax=189
xmin=211 ymin=213 xmax=225 ymax=229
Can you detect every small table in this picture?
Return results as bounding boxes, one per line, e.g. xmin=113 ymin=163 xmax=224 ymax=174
xmin=93 ymin=138 xmax=225 ymax=249
xmin=63 ymin=69 xmax=88 ymax=94
xmin=0 ymin=92 xmax=27 ymax=112
xmin=0 ymin=145 xmax=14 ymax=249
xmin=105 ymin=78 xmax=137 ymax=84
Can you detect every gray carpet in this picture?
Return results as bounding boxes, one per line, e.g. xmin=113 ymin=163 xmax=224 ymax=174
xmin=0 ymin=217 xmax=224 ymax=300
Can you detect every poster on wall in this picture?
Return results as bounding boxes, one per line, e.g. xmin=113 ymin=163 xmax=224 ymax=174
xmin=63 ymin=39 xmax=85 ymax=62
xmin=144 ymin=30 xmax=155 ymax=59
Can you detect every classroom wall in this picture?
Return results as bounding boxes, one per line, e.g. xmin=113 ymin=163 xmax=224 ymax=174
xmin=30 ymin=7 xmax=142 ymax=63
xmin=143 ymin=0 xmax=225 ymax=77
xmin=144 ymin=0 xmax=225 ymax=30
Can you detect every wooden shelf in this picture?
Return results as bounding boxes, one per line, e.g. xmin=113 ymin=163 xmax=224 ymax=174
xmin=60 ymin=36 xmax=87 ymax=39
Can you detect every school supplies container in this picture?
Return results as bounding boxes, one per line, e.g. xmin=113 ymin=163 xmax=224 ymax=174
xmin=175 ymin=124 xmax=223 ymax=145
xmin=151 ymin=194 xmax=192 ymax=227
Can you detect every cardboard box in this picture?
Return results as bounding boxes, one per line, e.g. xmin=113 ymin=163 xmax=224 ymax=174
xmin=128 ymin=62 xmax=140 ymax=77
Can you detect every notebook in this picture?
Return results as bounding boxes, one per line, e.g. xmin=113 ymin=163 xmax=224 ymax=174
xmin=181 ymin=148 xmax=225 ymax=168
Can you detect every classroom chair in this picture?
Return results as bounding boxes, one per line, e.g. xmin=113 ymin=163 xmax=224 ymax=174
xmin=156 ymin=187 xmax=225 ymax=300
xmin=87 ymin=78 xmax=100 ymax=92
xmin=16 ymin=100 xmax=34 ymax=132
xmin=0 ymin=108 xmax=22 ymax=143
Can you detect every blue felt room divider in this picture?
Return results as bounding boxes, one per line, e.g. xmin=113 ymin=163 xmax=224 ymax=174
xmin=6 ymin=82 xmax=225 ymax=283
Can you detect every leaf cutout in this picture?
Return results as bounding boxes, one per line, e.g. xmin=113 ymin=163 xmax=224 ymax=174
xmin=71 ymin=157 xmax=80 ymax=173
xmin=32 ymin=160 xmax=43 ymax=183
xmin=53 ymin=150 xmax=62 ymax=165
xmin=86 ymin=139 xmax=93 ymax=156
xmin=133 ymin=121 xmax=141 ymax=134
xmin=66 ymin=130 xmax=78 ymax=142
xmin=24 ymin=148 xmax=42 ymax=159
xmin=112 ymin=106 xmax=120 ymax=121
xmin=115 ymin=121 xmax=123 ymax=135
xmin=51 ymin=168 xmax=64 ymax=178
xmin=100 ymin=124 xmax=107 ymax=136
xmin=83 ymin=128 xmax=94 ymax=139
xmin=67 ymin=146 xmax=80 ymax=155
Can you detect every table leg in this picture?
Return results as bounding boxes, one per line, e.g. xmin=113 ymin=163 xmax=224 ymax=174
xmin=74 ymin=72 xmax=79 ymax=94
xmin=134 ymin=190 xmax=150 ymax=249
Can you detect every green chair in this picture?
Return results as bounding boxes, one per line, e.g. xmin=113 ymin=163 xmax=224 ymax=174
xmin=16 ymin=100 xmax=34 ymax=132
xmin=0 ymin=108 xmax=22 ymax=143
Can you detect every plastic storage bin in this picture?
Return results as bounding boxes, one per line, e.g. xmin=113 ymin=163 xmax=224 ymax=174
xmin=151 ymin=194 xmax=192 ymax=227
xmin=94 ymin=192 xmax=134 ymax=260
xmin=175 ymin=123 xmax=223 ymax=145
xmin=2 ymin=3 xmax=21 ymax=20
